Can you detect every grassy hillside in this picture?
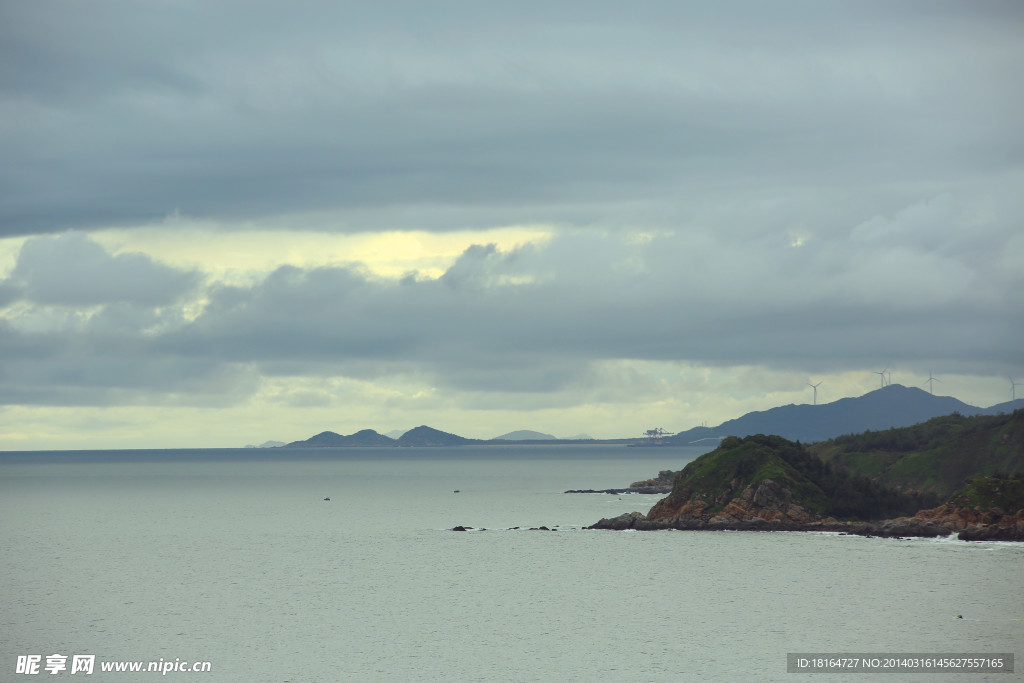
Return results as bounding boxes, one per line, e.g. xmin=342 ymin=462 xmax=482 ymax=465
xmin=667 ymin=435 xmax=827 ymax=515
xmin=661 ymin=434 xmax=932 ymax=521
xmin=809 ymin=410 xmax=1024 ymax=497
xmin=946 ymin=472 xmax=1024 ymax=511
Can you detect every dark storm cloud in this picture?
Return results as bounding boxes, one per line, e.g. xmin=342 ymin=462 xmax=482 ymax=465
xmin=0 ymin=314 xmax=257 ymax=407
xmin=2 ymin=1 xmax=1022 ymax=235
xmin=5 ymin=232 xmax=200 ymax=306
xmin=0 ymin=234 xmax=216 ymax=406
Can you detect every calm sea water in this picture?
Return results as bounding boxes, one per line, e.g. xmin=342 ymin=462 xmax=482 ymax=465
xmin=2 ymin=445 xmax=1021 ymax=682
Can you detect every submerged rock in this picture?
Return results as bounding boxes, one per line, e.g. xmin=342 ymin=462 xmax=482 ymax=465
xmin=565 ymin=486 xmax=671 ymax=494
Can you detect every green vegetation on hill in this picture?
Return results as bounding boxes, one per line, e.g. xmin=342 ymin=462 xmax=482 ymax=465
xmin=809 ymin=410 xmax=1024 ymax=497
xmin=667 ymin=434 xmax=934 ymax=521
xmin=673 ymin=435 xmax=823 ymax=515
xmin=947 ymin=472 xmax=1024 ymax=512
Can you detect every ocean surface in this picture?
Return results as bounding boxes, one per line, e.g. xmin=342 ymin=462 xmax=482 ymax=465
xmin=2 ymin=445 xmax=1021 ymax=682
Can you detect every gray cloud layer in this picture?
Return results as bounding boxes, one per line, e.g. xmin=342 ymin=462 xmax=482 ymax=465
xmin=0 ymin=2 xmax=1021 ymax=417
xmin=1 ymin=225 xmax=1020 ymax=407
xmin=2 ymin=2 xmax=1022 ymax=235
xmin=10 ymin=233 xmax=200 ymax=306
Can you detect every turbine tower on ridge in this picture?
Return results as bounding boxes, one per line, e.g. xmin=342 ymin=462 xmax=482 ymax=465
xmin=925 ymin=371 xmax=940 ymax=395
xmin=1011 ymin=377 xmax=1023 ymax=402
xmin=873 ymin=368 xmax=888 ymax=388
xmin=807 ymin=381 xmax=822 ymax=406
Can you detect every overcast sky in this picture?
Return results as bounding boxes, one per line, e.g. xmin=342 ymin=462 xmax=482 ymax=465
xmin=1 ymin=1 xmax=1022 ymax=449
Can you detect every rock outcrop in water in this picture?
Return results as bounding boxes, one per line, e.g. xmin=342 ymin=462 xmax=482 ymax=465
xmin=565 ymin=470 xmax=676 ymax=495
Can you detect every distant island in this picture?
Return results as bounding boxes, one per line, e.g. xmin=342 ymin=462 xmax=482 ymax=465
xmin=260 ymin=384 xmax=1024 ymax=449
xmin=590 ymin=410 xmax=1024 ymax=541
xmin=279 ymin=425 xmax=630 ymax=448
xmin=493 ymin=430 xmax=557 ymax=441
xmin=285 ymin=428 xmax=401 ymax=448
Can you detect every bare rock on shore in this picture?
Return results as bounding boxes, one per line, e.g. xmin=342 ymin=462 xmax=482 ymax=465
xmin=710 ymin=479 xmax=819 ymax=525
xmin=900 ymin=504 xmax=1024 ymax=541
xmin=644 ymin=477 xmax=824 ymax=529
xmin=588 ymin=512 xmax=657 ymax=530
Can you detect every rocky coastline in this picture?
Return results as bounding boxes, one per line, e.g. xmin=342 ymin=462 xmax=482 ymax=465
xmin=588 ymin=508 xmax=1024 ymax=541
xmin=588 ymin=489 xmax=1024 ymax=541
xmin=581 ymin=430 xmax=1024 ymax=541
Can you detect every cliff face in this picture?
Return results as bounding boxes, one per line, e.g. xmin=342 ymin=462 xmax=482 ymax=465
xmin=648 ymin=477 xmax=821 ymax=525
xmin=909 ymin=503 xmax=1023 ymax=530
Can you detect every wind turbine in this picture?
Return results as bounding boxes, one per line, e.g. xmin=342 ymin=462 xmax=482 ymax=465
xmin=924 ymin=371 xmax=940 ymax=395
xmin=807 ymin=381 xmax=822 ymax=406
xmin=1011 ymin=377 xmax=1023 ymax=402
xmin=873 ymin=368 xmax=888 ymax=388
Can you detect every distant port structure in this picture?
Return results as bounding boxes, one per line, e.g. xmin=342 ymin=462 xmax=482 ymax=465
xmin=643 ymin=428 xmax=673 ymax=445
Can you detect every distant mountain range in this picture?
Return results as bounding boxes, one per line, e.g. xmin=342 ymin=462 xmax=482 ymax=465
xmin=396 ymin=425 xmax=475 ymax=447
xmin=667 ymin=384 xmax=1024 ymax=445
xmin=284 ymin=425 xmax=476 ymax=448
xmin=281 ymin=425 xmax=614 ymax=448
xmin=493 ymin=430 xmax=557 ymax=441
xmin=285 ymin=429 xmax=396 ymax=448
xmin=270 ymin=384 xmax=1024 ymax=448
